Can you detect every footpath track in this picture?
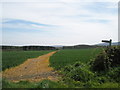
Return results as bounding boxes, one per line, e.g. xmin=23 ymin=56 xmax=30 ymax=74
xmin=2 ymin=51 xmax=59 ymax=82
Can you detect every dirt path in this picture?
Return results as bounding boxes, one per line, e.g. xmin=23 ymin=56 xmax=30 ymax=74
xmin=2 ymin=51 xmax=59 ymax=82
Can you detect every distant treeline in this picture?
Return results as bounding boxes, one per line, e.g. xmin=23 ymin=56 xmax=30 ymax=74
xmin=1 ymin=46 xmax=56 ymax=51
xmin=63 ymin=45 xmax=99 ymax=49
xmin=1 ymin=44 xmax=106 ymax=51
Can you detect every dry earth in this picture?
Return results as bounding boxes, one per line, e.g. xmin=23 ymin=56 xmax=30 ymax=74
xmin=2 ymin=51 xmax=59 ymax=82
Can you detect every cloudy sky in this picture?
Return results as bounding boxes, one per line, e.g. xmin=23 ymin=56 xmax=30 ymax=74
xmin=0 ymin=0 xmax=119 ymax=46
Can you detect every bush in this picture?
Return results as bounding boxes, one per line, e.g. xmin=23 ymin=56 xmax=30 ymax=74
xmin=69 ymin=67 xmax=94 ymax=82
xmin=83 ymin=81 xmax=100 ymax=88
xmin=91 ymin=46 xmax=120 ymax=72
xmin=107 ymin=67 xmax=120 ymax=82
xmin=95 ymin=76 xmax=109 ymax=84
xmin=61 ymin=61 xmax=94 ymax=83
xmin=91 ymin=52 xmax=109 ymax=71
xmin=73 ymin=61 xmax=85 ymax=68
xmin=105 ymin=46 xmax=120 ymax=67
xmin=37 ymin=80 xmax=67 ymax=88
xmin=96 ymin=82 xmax=120 ymax=88
xmin=62 ymin=65 xmax=74 ymax=73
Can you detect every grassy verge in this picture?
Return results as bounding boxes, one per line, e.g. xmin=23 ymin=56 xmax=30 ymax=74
xmin=2 ymin=50 xmax=53 ymax=71
xmin=2 ymin=79 xmax=67 ymax=88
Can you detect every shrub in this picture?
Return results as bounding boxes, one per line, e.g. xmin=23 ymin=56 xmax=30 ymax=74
xmin=91 ymin=52 xmax=109 ymax=71
xmin=62 ymin=61 xmax=94 ymax=83
xmin=91 ymin=46 xmax=120 ymax=72
xmin=95 ymin=76 xmax=109 ymax=84
xmin=69 ymin=67 xmax=94 ymax=82
xmin=83 ymin=81 xmax=100 ymax=88
xmin=96 ymin=82 xmax=120 ymax=88
xmin=105 ymin=46 xmax=120 ymax=67
xmin=73 ymin=61 xmax=85 ymax=68
xmin=107 ymin=67 xmax=120 ymax=82
xmin=62 ymin=65 xmax=74 ymax=73
xmin=37 ymin=80 xmax=66 ymax=88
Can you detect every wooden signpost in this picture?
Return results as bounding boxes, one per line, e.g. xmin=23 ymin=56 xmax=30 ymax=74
xmin=102 ymin=39 xmax=112 ymax=47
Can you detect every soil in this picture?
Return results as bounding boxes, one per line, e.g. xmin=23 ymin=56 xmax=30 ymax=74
xmin=2 ymin=51 xmax=60 ymax=82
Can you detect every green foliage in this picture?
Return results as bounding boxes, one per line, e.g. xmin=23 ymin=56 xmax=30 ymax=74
xmin=52 ymin=48 xmax=120 ymax=88
xmin=83 ymin=81 xmax=100 ymax=88
xmin=68 ymin=67 xmax=94 ymax=82
xmin=2 ymin=79 xmax=66 ymax=88
xmin=91 ymin=46 xmax=120 ymax=72
xmin=61 ymin=77 xmax=84 ymax=88
xmin=2 ymin=50 xmax=53 ymax=71
xmin=107 ymin=67 xmax=120 ymax=82
xmin=105 ymin=46 xmax=120 ymax=67
xmin=3 ymin=47 xmax=120 ymax=88
xmin=61 ymin=61 xmax=94 ymax=84
xmin=95 ymin=82 xmax=120 ymax=88
xmin=36 ymin=80 xmax=67 ymax=88
xmin=60 ymin=61 xmax=120 ymax=88
xmin=91 ymin=52 xmax=109 ymax=71
xmin=74 ymin=61 xmax=85 ymax=68
xmin=60 ymin=61 xmax=109 ymax=88
xmin=50 ymin=48 xmax=102 ymax=70
xmin=2 ymin=79 xmax=37 ymax=88
xmin=95 ymin=76 xmax=109 ymax=84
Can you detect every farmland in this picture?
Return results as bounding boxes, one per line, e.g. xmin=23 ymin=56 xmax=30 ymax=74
xmin=2 ymin=50 xmax=53 ymax=71
xmin=49 ymin=47 xmax=120 ymax=88
xmin=50 ymin=48 xmax=103 ymax=70
xmin=2 ymin=46 xmax=120 ymax=88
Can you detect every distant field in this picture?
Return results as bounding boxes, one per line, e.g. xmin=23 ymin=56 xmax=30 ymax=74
xmin=50 ymin=48 xmax=103 ymax=70
xmin=2 ymin=50 xmax=53 ymax=71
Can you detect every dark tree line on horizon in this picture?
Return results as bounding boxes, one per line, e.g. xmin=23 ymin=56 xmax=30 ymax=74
xmin=1 ymin=46 xmax=56 ymax=51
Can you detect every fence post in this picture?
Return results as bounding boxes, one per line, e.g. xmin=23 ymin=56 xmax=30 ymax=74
xmin=109 ymin=39 xmax=112 ymax=47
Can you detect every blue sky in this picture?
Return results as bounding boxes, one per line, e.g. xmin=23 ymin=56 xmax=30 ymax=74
xmin=0 ymin=0 xmax=119 ymax=46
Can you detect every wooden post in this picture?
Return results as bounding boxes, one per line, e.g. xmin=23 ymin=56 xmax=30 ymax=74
xmin=109 ymin=39 xmax=112 ymax=47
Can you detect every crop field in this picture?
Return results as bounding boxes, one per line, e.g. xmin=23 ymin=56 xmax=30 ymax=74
xmin=49 ymin=47 xmax=120 ymax=88
xmin=2 ymin=50 xmax=53 ymax=71
xmin=2 ymin=46 xmax=120 ymax=88
xmin=50 ymin=48 xmax=103 ymax=70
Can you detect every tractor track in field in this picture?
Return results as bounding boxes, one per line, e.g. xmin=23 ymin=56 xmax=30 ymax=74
xmin=2 ymin=51 xmax=60 ymax=82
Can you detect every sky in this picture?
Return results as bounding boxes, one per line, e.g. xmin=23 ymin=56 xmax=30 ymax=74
xmin=0 ymin=0 xmax=119 ymax=46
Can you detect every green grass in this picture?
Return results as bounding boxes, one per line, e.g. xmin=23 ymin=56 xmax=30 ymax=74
xmin=49 ymin=47 xmax=120 ymax=88
xmin=2 ymin=79 xmax=66 ymax=88
xmin=95 ymin=82 xmax=120 ymax=88
xmin=50 ymin=48 xmax=103 ymax=70
xmin=2 ymin=50 xmax=53 ymax=71
xmin=2 ymin=47 xmax=120 ymax=88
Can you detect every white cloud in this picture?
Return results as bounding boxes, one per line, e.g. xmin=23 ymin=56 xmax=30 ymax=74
xmin=1 ymin=0 xmax=118 ymax=45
